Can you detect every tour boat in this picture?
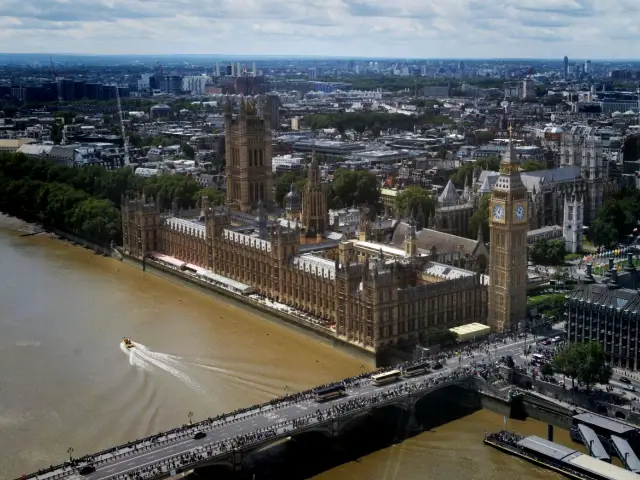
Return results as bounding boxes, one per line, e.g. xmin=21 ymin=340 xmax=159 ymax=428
xmin=122 ymin=337 xmax=135 ymax=350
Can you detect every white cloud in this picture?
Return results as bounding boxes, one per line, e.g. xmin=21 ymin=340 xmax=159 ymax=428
xmin=0 ymin=0 xmax=636 ymax=58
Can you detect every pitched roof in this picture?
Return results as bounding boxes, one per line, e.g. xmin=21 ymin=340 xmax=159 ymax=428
xmin=391 ymin=223 xmax=482 ymax=256
xmin=438 ymin=179 xmax=460 ymax=206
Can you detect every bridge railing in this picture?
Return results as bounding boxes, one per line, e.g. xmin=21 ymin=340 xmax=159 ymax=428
xmin=98 ymin=374 xmax=476 ymax=480
xmin=20 ymin=364 xmax=484 ymax=480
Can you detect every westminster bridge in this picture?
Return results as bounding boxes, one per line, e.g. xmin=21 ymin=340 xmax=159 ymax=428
xmin=19 ymin=363 xmax=503 ymax=480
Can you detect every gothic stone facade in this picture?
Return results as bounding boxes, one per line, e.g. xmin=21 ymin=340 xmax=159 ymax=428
xmin=488 ymin=141 xmax=529 ymax=332
xmin=225 ymin=99 xmax=273 ymax=212
xmin=121 ymin=197 xmax=488 ymax=353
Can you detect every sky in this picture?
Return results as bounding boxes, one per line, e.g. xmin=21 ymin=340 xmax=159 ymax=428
xmin=0 ymin=0 xmax=639 ymax=59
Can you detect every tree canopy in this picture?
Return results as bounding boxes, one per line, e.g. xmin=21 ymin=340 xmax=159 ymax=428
xmin=450 ymin=156 xmax=500 ymax=188
xmin=529 ymin=239 xmax=566 ymax=265
xmin=330 ymin=168 xmax=379 ymax=209
xmin=394 ymin=186 xmax=435 ymax=221
xmin=0 ymin=152 xmax=223 ymax=245
xmin=421 ymin=327 xmax=459 ymax=347
xmin=274 ymin=172 xmax=308 ymax=206
xmin=303 ymin=111 xmax=454 ymax=134
xmin=520 ymin=160 xmax=546 ymax=172
xmin=552 ymin=342 xmax=612 ymax=389
xmin=590 ymin=187 xmax=640 ymax=247
xmin=470 ymin=194 xmax=490 ymax=240
xmin=527 ymin=293 xmax=566 ymax=320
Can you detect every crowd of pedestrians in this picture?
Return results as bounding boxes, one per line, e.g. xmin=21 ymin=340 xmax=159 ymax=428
xmin=95 ymin=362 xmax=501 ymax=480
xmin=32 ymin=352 xmax=508 ymax=480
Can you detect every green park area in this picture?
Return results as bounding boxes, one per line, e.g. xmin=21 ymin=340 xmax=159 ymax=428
xmin=527 ymin=293 xmax=566 ymax=320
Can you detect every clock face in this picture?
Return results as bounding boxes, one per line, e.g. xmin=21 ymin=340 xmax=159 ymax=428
xmin=492 ymin=204 xmax=505 ymax=221
xmin=514 ymin=204 xmax=526 ymax=221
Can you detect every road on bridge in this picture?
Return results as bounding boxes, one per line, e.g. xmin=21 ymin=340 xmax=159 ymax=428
xmin=28 ymin=335 xmax=534 ymax=480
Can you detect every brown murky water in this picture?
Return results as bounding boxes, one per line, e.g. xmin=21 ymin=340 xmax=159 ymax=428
xmin=0 ymin=228 xmax=564 ymax=479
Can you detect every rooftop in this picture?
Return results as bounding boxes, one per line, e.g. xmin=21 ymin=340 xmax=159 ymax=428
xmin=573 ymin=412 xmax=638 ymax=436
xmin=517 ymin=435 xmax=576 ymax=461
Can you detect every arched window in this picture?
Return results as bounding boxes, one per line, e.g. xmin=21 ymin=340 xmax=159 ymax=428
xmin=259 ymin=150 xmax=263 ymax=166
xmin=249 ymin=150 xmax=253 ymax=167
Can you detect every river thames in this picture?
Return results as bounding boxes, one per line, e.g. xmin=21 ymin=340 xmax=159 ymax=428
xmin=0 ymin=225 xmax=568 ymax=479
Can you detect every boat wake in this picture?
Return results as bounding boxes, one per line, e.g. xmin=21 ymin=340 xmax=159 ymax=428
xmin=120 ymin=341 xmax=205 ymax=394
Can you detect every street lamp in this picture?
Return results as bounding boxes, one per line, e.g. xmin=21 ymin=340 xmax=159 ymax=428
xmin=284 ymin=385 xmax=289 ymax=396
xmin=187 ymin=411 xmax=193 ymax=425
xmin=67 ymin=447 xmax=74 ymax=462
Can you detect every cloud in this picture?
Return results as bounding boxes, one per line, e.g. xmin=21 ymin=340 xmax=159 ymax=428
xmin=0 ymin=0 xmax=636 ymax=58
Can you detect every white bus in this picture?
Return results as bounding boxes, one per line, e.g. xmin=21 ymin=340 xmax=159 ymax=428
xmin=371 ymin=369 xmax=402 ymax=386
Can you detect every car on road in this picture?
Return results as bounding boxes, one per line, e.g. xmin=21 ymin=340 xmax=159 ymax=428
xmin=432 ymin=362 xmax=443 ymax=370
xmin=193 ymin=431 xmax=207 ymax=440
xmin=79 ymin=465 xmax=96 ymax=475
xmin=620 ymin=377 xmax=632 ymax=384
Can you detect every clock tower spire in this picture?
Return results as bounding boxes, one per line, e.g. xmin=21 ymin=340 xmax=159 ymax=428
xmin=487 ymin=133 xmax=529 ymax=332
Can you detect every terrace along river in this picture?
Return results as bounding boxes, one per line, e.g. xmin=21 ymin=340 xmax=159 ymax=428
xmin=0 ymin=227 xmax=565 ymax=479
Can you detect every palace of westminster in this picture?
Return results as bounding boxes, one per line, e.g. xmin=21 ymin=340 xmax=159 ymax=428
xmin=121 ymin=99 xmax=606 ymax=355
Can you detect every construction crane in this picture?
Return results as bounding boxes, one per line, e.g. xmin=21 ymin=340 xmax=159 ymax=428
xmin=114 ymin=85 xmax=130 ymax=166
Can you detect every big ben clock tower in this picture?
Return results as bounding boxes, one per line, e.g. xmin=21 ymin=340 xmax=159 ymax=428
xmin=488 ymin=127 xmax=529 ymax=332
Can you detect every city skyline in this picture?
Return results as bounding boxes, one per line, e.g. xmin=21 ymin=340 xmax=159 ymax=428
xmin=0 ymin=0 xmax=639 ymax=59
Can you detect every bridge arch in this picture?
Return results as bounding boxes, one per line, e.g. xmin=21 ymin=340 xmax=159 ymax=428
xmin=193 ymin=461 xmax=234 ymax=479
xmin=413 ymin=381 xmax=481 ymax=429
xmin=337 ymin=401 xmax=410 ymax=437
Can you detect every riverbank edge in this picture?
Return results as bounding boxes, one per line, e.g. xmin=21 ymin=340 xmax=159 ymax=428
xmin=0 ymin=213 xmax=112 ymax=254
xmin=119 ymin=252 xmax=378 ymax=367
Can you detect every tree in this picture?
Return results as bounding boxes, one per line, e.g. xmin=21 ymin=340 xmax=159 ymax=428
xmin=540 ymin=362 xmax=554 ymax=377
xmin=576 ymin=342 xmax=611 ymax=389
xmin=274 ymin=172 xmax=303 ymax=205
xmin=470 ymin=194 xmax=490 ymax=240
xmin=394 ymin=186 xmax=435 ymax=219
xmin=553 ymin=342 xmax=611 ymax=389
xmin=303 ymin=111 xmax=454 ymax=134
xmin=180 ymin=143 xmax=195 ymax=159
xmin=528 ymin=294 xmax=566 ymax=320
xmin=331 ymin=169 xmax=379 ymax=208
xmin=553 ymin=345 xmax=581 ymax=388
xmin=450 ymin=156 xmax=500 ymax=188
xmin=197 ymin=187 xmax=225 ymax=207
xmin=422 ymin=328 xmax=458 ymax=347
xmin=520 ymin=160 xmax=546 ymax=172
xmin=590 ymin=215 xmax=618 ymax=248
xmin=529 ymin=239 xmax=566 ymax=265
xmin=51 ymin=122 xmax=63 ymax=144
xmin=589 ymin=187 xmax=640 ymax=247
xmin=53 ymin=110 xmax=76 ymax=125
xmin=474 ymin=131 xmax=495 ymax=145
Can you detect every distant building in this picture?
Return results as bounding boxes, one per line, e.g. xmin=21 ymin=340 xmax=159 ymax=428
xmin=17 ymin=143 xmax=80 ymax=167
xmin=182 ymin=76 xmax=210 ymax=95
xmin=150 ymin=104 xmax=172 ymax=119
xmin=423 ymin=85 xmax=450 ymax=97
xmin=0 ymin=138 xmax=36 ymax=153
xmin=521 ymin=78 xmax=536 ymax=100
